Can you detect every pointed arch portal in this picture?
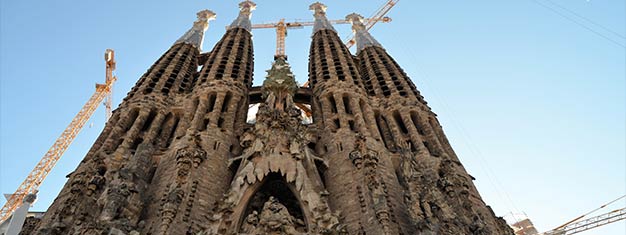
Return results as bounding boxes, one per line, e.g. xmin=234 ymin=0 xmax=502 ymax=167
xmin=237 ymin=172 xmax=308 ymax=233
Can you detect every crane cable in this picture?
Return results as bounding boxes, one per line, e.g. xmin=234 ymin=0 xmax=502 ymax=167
xmin=530 ymin=0 xmax=625 ymax=48
xmin=391 ymin=38 xmax=524 ymax=222
xmin=539 ymin=0 xmax=625 ymax=40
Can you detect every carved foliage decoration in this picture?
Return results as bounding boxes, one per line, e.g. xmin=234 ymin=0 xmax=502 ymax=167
xmin=201 ymin=58 xmax=343 ymax=235
xmin=349 ymin=134 xmax=394 ymax=234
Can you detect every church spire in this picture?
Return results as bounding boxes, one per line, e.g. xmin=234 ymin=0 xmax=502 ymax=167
xmin=262 ymin=57 xmax=298 ymax=112
xmin=229 ymin=0 xmax=256 ymax=32
xmin=310 ymin=2 xmax=336 ymax=34
xmin=175 ymin=10 xmax=216 ymax=51
xmin=346 ymin=13 xmax=382 ymax=52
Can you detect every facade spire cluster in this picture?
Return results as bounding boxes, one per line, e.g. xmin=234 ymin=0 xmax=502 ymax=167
xmin=24 ymin=2 xmax=515 ymax=235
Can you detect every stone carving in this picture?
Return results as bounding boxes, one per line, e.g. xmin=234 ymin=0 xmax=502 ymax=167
xmin=175 ymin=134 xmax=207 ymax=181
xmin=201 ymin=57 xmax=342 ymax=235
xmin=349 ymin=135 xmax=394 ymax=234
xmin=159 ymin=184 xmax=185 ymax=232
xmin=251 ymin=196 xmax=302 ymax=235
xmin=31 ymin=4 xmax=515 ymax=234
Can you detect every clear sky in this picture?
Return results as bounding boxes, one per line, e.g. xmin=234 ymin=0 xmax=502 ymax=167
xmin=1 ymin=0 xmax=624 ymax=234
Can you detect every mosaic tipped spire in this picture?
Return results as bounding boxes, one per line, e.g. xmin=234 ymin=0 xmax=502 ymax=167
xmin=229 ymin=0 xmax=256 ymax=32
xmin=310 ymin=2 xmax=336 ymax=34
xmin=262 ymin=56 xmax=298 ymax=98
xmin=346 ymin=13 xmax=382 ymax=52
xmin=175 ymin=10 xmax=216 ymax=50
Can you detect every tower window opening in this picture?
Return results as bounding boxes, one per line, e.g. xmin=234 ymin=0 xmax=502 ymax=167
xmin=375 ymin=112 xmax=394 ymax=150
xmin=201 ymin=118 xmax=209 ymax=131
xmin=141 ymin=110 xmax=157 ymax=132
xmin=382 ymin=89 xmax=391 ymax=97
xmin=423 ymin=141 xmax=435 ymax=156
xmin=207 ymin=93 xmax=217 ymax=113
xmin=221 ymin=92 xmax=232 ymax=113
xmin=333 ymin=119 xmax=340 ymax=130
xmin=165 ymin=117 xmax=179 ymax=148
xmin=394 ymin=111 xmax=409 ymax=134
xmin=217 ymin=117 xmax=225 ymax=128
xmin=314 ymin=159 xmax=327 ymax=188
xmin=328 ymin=96 xmax=338 ymax=114
xmin=130 ymin=137 xmax=144 ymax=152
xmin=125 ymin=108 xmax=141 ymax=132
xmin=343 ymin=96 xmax=352 ymax=115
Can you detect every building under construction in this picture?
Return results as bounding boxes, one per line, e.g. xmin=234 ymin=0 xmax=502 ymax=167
xmin=3 ymin=1 xmax=521 ymax=234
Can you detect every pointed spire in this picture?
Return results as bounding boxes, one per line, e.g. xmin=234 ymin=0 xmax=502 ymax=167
xmin=263 ymin=56 xmax=297 ymax=96
xmin=262 ymin=56 xmax=298 ymax=112
xmin=175 ymin=10 xmax=216 ymax=50
xmin=310 ymin=2 xmax=336 ymax=34
xmin=229 ymin=0 xmax=256 ymax=32
xmin=346 ymin=13 xmax=383 ymax=52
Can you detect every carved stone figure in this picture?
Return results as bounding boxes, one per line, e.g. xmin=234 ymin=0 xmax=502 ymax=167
xmin=32 ymin=3 xmax=514 ymax=235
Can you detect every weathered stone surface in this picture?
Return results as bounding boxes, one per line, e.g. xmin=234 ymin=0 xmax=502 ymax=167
xmin=32 ymin=2 xmax=513 ymax=235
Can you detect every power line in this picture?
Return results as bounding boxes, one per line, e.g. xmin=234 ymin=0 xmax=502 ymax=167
xmin=393 ymin=42 xmax=525 ymax=222
xmin=531 ymin=0 xmax=625 ymax=48
xmin=542 ymin=0 xmax=625 ymax=40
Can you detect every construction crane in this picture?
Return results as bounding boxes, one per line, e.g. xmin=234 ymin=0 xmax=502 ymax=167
xmin=512 ymin=195 xmax=626 ymax=235
xmin=251 ymin=17 xmax=392 ymax=58
xmin=344 ymin=0 xmax=399 ymax=48
xmin=542 ymin=195 xmax=626 ymax=235
xmin=0 ymin=49 xmax=117 ymax=223
xmin=544 ymin=208 xmax=626 ymax=235
xmin=250 ymin=1 xmax=398 ymax=117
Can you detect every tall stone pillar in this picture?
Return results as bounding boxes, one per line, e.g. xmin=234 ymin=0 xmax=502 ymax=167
xmin=140 ymin=2 xmax=256 ymax=234
xmin=308 ymin=3 xmax=413 ymax=234
xmin=34 ymin=9 xmax=217 ymax=235
xmin=349 ymin=12 xmax=514 ymax=235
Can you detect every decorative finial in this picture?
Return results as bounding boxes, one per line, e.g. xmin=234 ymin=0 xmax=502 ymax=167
xmin=229 ymin=0 xmax=257 ymax=32
xmin=261 ymin=57 xmax=298 ymax=112
xmin=346 ymin=13 xmax=382 ymax=52
xmin=310 ymin=2 xmax=336 ymax=34
xmin=175 ymin=10 xmax=216 ymax=51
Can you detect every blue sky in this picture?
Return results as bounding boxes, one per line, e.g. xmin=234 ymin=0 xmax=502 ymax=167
xmin=1 ymin=0 xmax=624 ymax=234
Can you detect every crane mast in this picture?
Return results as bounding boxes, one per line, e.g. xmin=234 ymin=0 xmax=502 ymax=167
xmin=0 ymin=49 xmax=117 ymax=223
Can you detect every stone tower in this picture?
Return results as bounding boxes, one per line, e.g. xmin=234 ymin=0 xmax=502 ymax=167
xmin=27 ymin=1 xmax=514 ymax=235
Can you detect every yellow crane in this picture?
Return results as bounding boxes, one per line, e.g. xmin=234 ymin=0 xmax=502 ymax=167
xmin=251 ymin=16 xmax=392 ymax=58
xmin=0 ymin=49 xmax=117 ymax=223
xmin=251 ymin=0 xmax=399 ymax=117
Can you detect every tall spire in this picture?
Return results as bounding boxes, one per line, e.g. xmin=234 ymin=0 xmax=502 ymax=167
xmin=229 ymin=0 xmax=256 ymax=32
xmin=310 ymin=2 xmax=336 ymax=34
xmin=175 ymin=10 xmax=216 ymax=50
xmin=262 ymin=57 xmax=298 ymax=110
xmin=346 ymin=13 xmax=382 ymax=52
